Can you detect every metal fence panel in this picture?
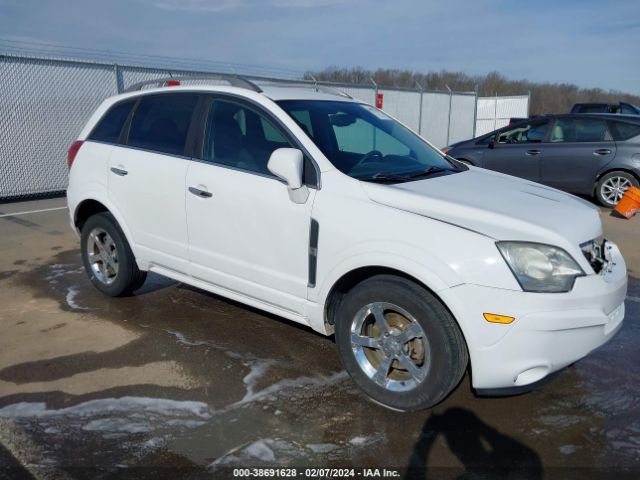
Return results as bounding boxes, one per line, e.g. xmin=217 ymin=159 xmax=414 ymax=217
xmin=420 ymin=92 xmax=451 ymax=148
xmin=475 ymin=95 xmax=529 ymax=136
xmin=448 ymin=94 xmax=477 ymax=145
xmin=333 ymin=86 xmax=375 ymax=104
xmin=0 ymin=55 xmax=117 ymax=198
xmin=378 ymin=89 xmax=421 ymax=133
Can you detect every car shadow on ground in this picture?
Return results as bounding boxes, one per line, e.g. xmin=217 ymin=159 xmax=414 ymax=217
xmin=405 ymin=407 xmax=542 ymax=480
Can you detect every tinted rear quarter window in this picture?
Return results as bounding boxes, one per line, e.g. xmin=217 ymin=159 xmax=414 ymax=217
xmin=89 ymin=100 xmax=135 ymax=143
xmin=127 ymin=94 xmax=199 ymax=156
xmin=620 ymin=104 xmax=638 ymax=115
xmin=609 ymin=121 xmax=640 ymax=141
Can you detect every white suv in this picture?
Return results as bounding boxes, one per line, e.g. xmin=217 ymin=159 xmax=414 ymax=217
xmin=66 ymin=76 xmax=627 ymax=411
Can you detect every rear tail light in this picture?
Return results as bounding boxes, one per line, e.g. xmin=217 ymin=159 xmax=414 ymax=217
xmin=165 ymin=80 xmax=181 ymax=87
xmin=67 ymin=140 xmax=84 ymax=169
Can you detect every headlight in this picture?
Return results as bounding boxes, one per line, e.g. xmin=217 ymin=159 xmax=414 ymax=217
xmin=496 ymin=242 xmax=585 ymax=293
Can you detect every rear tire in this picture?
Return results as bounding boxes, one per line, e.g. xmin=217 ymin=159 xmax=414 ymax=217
xmin=80 ymin=212 xmax=146 ymax=297
xmin=334 ymin=275 xmax=468 ymax=411
xmin=595 ymin=171 xmax=639 ymax=208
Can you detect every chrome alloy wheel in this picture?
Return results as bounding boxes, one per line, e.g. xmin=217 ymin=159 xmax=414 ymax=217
xmin=350 ymin=302 xmax=429 ymax=392
xmin=601 ymin=176 xmax=632 ymax=205
xmin=86 ymin=227 xmax=119 ymax=285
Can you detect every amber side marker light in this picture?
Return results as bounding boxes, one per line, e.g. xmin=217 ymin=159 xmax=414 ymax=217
xmin=483 ymin=313 xmax=515 ymax=324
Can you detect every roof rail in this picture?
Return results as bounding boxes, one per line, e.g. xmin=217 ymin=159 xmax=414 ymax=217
xmin=256 ymin=78 xmax=353 ymax=99
xmin=124 ymin=74 xmax=263 ymax=93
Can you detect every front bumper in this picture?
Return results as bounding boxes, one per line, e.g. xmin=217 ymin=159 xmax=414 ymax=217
xmin=440 ymin=242 xmax=627 ymax=390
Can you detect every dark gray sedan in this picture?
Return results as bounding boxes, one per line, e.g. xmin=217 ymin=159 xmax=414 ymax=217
xmin=443 ymin=114 xmax=640 ymax=207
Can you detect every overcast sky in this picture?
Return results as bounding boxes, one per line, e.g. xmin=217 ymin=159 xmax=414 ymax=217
xmin=1 ymin=0 xmax=639 ymax=94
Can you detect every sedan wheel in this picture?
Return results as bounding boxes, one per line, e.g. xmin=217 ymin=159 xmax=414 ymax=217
xmin=600 ymin=176 xmax=632 ymax=205
xmin=596 ymin=171 xmax=639 ymax=207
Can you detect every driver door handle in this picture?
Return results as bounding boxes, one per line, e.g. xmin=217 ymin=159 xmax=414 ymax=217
xmin=188 ymin=186 xmax=213 ymax=198
xmin=110 ymin=167 xmax=128 ymax=176
xmin=594 ymin=149 xmax=611 ymax=155
xmin=525 ymin=149 xmax=541 ymax=156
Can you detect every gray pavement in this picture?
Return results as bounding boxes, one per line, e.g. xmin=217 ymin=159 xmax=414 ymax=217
xmin=0 ymin=197 xmax=638 ymax=479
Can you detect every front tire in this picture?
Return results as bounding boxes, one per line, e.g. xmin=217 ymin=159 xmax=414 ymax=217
xmin=335 ymin=275 xmax=468 ymax=411
xmin=595 ymin=171 xmax=639 ymax=207
xmin=80 ymin=212 xmax=146 ymax=297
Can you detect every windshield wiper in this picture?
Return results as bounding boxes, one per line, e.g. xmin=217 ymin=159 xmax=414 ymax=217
xmin=354 ymin=174 xmax=408 ymax=183
xmin=357 ymin=166 xmax=454 ymax=183
xmin=400 ymin=166 xmax=453 ymax=180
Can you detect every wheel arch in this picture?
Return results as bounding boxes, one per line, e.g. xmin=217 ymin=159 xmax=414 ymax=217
xmin=322 ymin=265 xmax=458 ymax=331
xmin=74 ymin=199 xmax=109 ymax=231
xmin=72 ymin=197 xmax=138 ymax=261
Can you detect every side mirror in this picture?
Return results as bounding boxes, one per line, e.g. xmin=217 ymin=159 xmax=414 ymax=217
xmin=267 ymin=148 xmax=309 ymax=203
xmin=488 ymin=141 xmax=495 ymax=149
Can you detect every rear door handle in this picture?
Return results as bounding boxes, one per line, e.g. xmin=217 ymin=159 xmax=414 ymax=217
xmin=110 ymin=167 xmax=128 ymax=176
xmin=188 ymin=186 xmax=213 ymax=198
xmin=594 ymin=149 xmax=612 ymax=155
xmin=525 ymin=149 xmax=541 ymax=156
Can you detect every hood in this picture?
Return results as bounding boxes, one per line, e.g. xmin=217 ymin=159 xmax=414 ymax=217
xmin=361 ymin=167 xmax=602 ymax=246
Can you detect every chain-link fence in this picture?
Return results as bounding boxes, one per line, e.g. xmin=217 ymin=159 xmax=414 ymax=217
xmin=0 ymin=53 xmax=528 ymax=200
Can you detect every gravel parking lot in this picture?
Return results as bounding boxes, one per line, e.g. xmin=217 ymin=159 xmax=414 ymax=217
xmin=0 ymin=197 xmax=638 ymax=478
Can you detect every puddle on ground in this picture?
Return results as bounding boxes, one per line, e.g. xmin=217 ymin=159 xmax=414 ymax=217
xmin=0 ymin=249 xmax=638 ymax=476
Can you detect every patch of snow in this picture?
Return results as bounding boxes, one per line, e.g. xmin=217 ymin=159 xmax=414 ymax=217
xmin=349 ymin=436 xmax=369 ymax=446
xmin=306 ymin=443 xmax=338 ymax=454
xmin=142 ymin=437 xmax=166 ymax=450
xmin=233 ymin=370 xmax=348 ymax=407
xmin=165 ymin=330 xmax=209 ymax=347
xmin=559 ymin=445 xmax=577 ymax=455
xmin=46 ymin=265 xmax=84 ymax=283
xmin=209 ymin=439 xmax=296 ymax=470
xmin=241 ymin=360 xmax=276 ymax=402
xmin=65 ymin=286 xmax=89 ymax=310
xmin=0 ymin=396 xmax=212 ymax=420
xmin=82 ymin=418 xmax=154 ymax=434
xmin=165 ymin=419 xmax=207 ymax=428
xmin=539 ymin=414 xmax=583 ymax=428
xmin=245 ymin=440 xmax=276 ymax=462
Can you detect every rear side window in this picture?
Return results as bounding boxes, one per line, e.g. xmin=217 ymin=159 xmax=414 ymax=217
xmin=551 ymin=118 xmax=610 ymax=143
xmin=609 ymin=121 xmax=640 ymax=141
xmin=127 ymin=94 xmax=198 ymax=156
xmin=620 ymin=104 xmax=638 ymax=115
xmin=89 ymin=100 xmax=134 ymax=143
xmin=574 ymin=104 xmax=611 ymax=113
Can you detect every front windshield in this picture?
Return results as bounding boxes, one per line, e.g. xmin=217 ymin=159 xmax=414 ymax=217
xmin=277 ymin=100 xmax=460 ymax=183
